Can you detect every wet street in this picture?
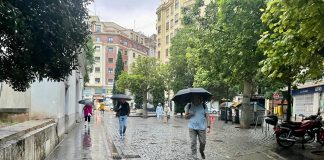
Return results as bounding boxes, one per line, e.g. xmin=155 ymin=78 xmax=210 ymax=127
xmin=46 ymin=111 xmax=324 ymax=160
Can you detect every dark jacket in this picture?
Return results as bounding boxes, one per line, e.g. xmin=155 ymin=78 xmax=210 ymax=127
xmin=115 ymin=102 xmax=130 ymax=117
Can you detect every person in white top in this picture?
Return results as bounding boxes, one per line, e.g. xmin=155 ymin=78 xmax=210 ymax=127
xmin=156 ymin=103 xmax=164 ymax=121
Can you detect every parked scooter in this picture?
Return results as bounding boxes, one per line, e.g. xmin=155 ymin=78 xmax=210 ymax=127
xmin=265 ymin=114 xmax=324 ymax=149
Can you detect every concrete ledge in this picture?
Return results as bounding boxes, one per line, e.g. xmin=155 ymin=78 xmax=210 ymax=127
xmin=0 ymin=119 xmax=58 ymax=160
xmin=0 ymin=108 xmax=28 ymax=113
xmin=0 ymin=119 xmax=55 ymax=147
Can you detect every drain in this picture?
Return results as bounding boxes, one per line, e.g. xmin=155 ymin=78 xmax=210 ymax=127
xmin=173 ymin=126 xmax=182 ymax=128
xmin=311 ymin=150 xmax=324 ymax=156
xmin=124 ymin=155 xmax=141 ymax=158
xmin=212 ymin=139 xmax=224 ymax=142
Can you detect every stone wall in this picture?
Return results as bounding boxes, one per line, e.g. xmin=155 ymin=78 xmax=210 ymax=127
xmin=0 ymin=120 xmax=59 ymax=160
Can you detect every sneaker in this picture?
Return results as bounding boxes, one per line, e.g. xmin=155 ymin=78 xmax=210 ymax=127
xmin=200 ymin=151 xmax=205 ymax=159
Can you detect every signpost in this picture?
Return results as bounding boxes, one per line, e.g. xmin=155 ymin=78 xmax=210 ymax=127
xmin=273 ymin=92 xmax=280 ymax=100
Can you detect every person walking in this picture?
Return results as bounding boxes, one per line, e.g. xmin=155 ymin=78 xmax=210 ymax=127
xmin=115 ymin=99 xmax=130 ymax=137
xmin=156 ymin=103 xmax=164 ymax=121
xmin=184 ymin=95 xmax=211 ymax=159
xmin=83 ymin=101 xmax=93 ymax=127
xmin=99 ymin=102 xmax=105 ymax=116
xmin=163 ymin=104 xmax=170 ymax=123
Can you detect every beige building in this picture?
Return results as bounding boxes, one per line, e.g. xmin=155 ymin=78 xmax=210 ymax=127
xmin=85 ymin=16 xmax=152 ymax=101
xmin=156 ymin=0 xmax=210 ymax=63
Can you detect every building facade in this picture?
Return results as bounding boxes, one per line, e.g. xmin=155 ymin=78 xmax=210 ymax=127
xmin=85 ymin=16 xmax=151 ymax=101
xmin=291 ymin=81 xmax=324 ymax=121
xmin=156 ymin=0 xmax=211 ymax=63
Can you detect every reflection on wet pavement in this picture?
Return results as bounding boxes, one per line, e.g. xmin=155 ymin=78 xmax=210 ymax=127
xmin=45 ymin=111 xmax=111 ymax=160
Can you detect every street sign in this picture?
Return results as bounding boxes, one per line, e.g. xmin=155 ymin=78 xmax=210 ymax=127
xmin=273 ymin=93 xmax=280 ymax=100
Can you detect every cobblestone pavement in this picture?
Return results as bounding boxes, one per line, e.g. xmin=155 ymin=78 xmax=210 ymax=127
xmin=46 ymin=111 xmax=324 ymax=160
xmin=106 ymin=113 xmax=285 ymax=160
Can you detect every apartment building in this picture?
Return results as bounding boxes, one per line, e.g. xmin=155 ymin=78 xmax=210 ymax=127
xmin=156 ymin=0 xmax=210 ymax=63
xmin=85 ymin=16 xmax=151 ymax=100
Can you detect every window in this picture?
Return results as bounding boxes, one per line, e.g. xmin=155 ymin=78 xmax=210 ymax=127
xmin=166 ymin=35 xmax=169 ymax=44
xmin=108 ymin=68 xmax=113 ymax=74
xmin=108 ymin=37 xmax=113 ymax=43
xmin=95 ymin=67 xmax=100 ymax=73
xmin=170 ymin=32 xmax=173 ymax=38
xmin=158 ymin=26 xmax=161 ymax=34
xmin=107 ymin=47 xmax=113 ymax=52
xmin=133 ymin=52 xmax=136 ymax=58
xmin=123 ymin=41 xmax=128 ymax=46
xmin=95 ymin=25 xmax=101 ymax=32
xmin=96 ymin=37 xmax=101 ymax=42
xmin=166 ymin=22 xmax=169 ymax=30
xmin=108 ymin=79 xmax=114 ymax=84
xmin=170 ymin=19 xmax=173 ymax=28
xmin=175 ymin=0 xmax=179 ymax=9
xmin=108 ymin=58 xmax=113 ymax=63
xmin=175 ymin=14 xmax=179 ymax=24
xmin=158 ymin=51 xmax=160 ymax=58
xmin=95 ymin=46 xmax=100 ymax=51
xmin=166 ymin=49 xmax=169 ymax=57
xmin=95 ymin=57 xmax=100 ymax=62
xmin=95 ymin=78 xmax=100 ymax=84
xmin=158 ymin=12 xmax=161 ymax=21
xmin=166 ymin=8 xmax=169 ymax=17
xmin=158 ymin=38 xmax=161 ymax=47
xmin=124 ymin=61 xmax=128 ymax=66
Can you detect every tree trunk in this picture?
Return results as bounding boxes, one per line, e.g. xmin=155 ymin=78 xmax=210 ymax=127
xmin=286 ymin=81 xmax=292 ymax=122
xmin=142 ymin=92 xmax=148 ymax=118
xmin=240 ymin=81 xmax=252 ymax=129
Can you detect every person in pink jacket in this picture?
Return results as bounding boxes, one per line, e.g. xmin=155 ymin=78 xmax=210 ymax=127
xmin=83 ymin=103 xmax=93 ymax=126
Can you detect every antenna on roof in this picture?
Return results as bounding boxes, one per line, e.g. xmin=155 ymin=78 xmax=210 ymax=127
xmin=133 ymin=20 xmax=136 ymax=31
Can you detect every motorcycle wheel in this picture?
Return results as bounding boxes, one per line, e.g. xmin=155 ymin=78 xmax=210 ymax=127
xmin=276 ymin=132 xmax=295 ymax=148
xmin=317 ymin=128 xmax=324 ymax=145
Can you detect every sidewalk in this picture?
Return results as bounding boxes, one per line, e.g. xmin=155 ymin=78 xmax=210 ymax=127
xmin=45 ymin=111 xmax=113 ymax=160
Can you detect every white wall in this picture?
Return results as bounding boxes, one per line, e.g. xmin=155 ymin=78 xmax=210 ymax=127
xmin=0 ymin=83 xmax=31 ymax=110
xmin=0 ymin=70 xmax=84 ymax=136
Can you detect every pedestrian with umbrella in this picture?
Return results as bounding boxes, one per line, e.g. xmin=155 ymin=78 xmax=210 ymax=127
xmin=111 ymin=94 xmax=131 ymax=138
xmin=82 ymin=100 xmax=93 ymax=127
xmin=172 ymin=88 xmax=212 ymax=159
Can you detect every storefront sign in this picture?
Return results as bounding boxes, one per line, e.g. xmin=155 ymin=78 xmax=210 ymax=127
xmin=292 ymin=85 xmax=324 ymax=96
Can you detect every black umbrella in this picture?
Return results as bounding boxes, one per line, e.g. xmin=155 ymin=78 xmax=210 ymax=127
xmin=78 ymin=99 xmax=92 ymax=105
xmin=172 ymin=88 xmax=212 ymax=103
xmin=110 ymin=94 xmax=132 ymax=100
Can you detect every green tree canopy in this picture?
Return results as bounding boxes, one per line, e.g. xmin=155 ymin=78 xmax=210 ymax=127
xmin=259 ymin=0 xmax=324 ymax=82
xmin=0 ymin=0 xmax=91 ymax=91
xmin=113 ymin=49 xmax=124 ymax=94
xmin=116 ymin=57 xmax=165 ymax=117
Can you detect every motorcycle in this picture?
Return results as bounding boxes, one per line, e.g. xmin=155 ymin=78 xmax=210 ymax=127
xmin=265 ymin=114 xmax=324 ymax=149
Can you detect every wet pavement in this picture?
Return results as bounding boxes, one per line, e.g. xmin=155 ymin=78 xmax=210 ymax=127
xmin=46 ymin=111 xmax=324 ymax=160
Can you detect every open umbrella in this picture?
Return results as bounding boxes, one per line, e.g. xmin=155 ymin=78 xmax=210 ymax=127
xmin=78 ymin=99 xmax=92 ymax=105
xmin=172 ymin=88 xmax=212 ymax=103
xmin=110 ymin=94 xmax=132 ymax=100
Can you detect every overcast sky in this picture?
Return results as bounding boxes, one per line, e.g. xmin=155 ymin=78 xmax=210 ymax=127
xmin=88 ymin=0 xmax=160 ymax=36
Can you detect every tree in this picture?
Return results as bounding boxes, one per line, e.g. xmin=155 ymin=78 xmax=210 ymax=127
xmin=116 ymin=57 xmax=165 ymax=118
xmin=83 ymin=38 xmax=95 ymax=84
xmin=112 ymin=49 xmax=124 ymax=94
xmin=0 ymin=0 xmax=91 ymax=91
xmin=168 ymin=27 xmax=197 ymax=114
xmin=258 ymin=0 xmax=324 ymax=121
